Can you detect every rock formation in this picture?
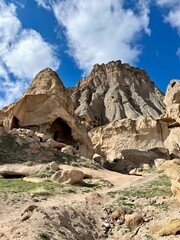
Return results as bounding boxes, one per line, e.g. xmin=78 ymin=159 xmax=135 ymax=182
xmin=160 ymin=159 xmax=180 ymax=203
xmin=0 ymin=68 xmax=93 ymax=158
xmin=70 ymin=60 xmax=165 ymax=128
xmin=89 ymin=116 xmax=169 ymax=162
xmin=161 ymin=79 xmax=180 ymax=158
xmin=162 ymin=79 xmax=180 ymax=125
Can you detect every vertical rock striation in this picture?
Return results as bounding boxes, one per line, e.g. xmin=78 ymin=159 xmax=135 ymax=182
xmin=70 ymin=60 xmax=165 ymax=128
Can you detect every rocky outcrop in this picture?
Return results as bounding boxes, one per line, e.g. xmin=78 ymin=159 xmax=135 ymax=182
xmin=70 ymin=61 xmax=165 ymax=128
xmin=162 ymin=80 xmax=180 ymax=125
xmin=89 ymin=116 xmax=169 ymax=161
xmin=0 ymin=68 xmax=93 ymax=158
xmin=160 ymin=159 xmax=180 ymax=203
xmin=0 ymin=164 xmax=47 ymax=177
xmin=164 ymin=127 xmax=180 ymax=158
xmin=161 ymin=80 xmax=180 ymax=157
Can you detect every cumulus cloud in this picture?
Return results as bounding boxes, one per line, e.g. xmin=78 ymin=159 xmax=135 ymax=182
xmin=2 ymin=30 xmax=59 ymax=79
xmin=0 ymin=0 xmax=59 ymax=108
xmin=165 ymin=7 xmax=180 ymax=33
xmin=156 ymin=0 xmax=180 ymax=32
xmin=35 ymin=0 xmax=51 ymax=10
xmin=156 ymin=0 xmax=180 ymax=7
xmin=156 ymin=0 xmax=180 ymax=59
xmin=51 ymin=0 xmax=150 ymax=73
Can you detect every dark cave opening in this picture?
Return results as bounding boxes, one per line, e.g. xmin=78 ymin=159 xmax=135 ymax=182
xmin=2 ymin=174 xmax=26 ymax=179
xmin=49 ymin=118 xmax=77 ymax=146
xmin=11 ymin=116 xmax=20 ymax=129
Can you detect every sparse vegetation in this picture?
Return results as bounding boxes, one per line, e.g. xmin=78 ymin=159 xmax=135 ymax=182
xmin=38 ymin=232 xmax=50 ymax=240
xmin=107 ymin=174 xmax=171 ymax=212
xmin=108 ymin=174 xmax=171 ymax=199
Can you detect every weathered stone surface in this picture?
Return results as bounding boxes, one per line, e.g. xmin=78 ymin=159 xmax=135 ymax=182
xmin=125 ymin=212 xmax=144 ymax=228
xmin=159 ymin=219 xmax=180 ymax=236
xmin=0 ymin=68 xmax=93 ymax=158
xmin=46 ymin=138 xmax=66 ymax=149
xmin=129 ymin=168 xmax=143 ymax=176
xmin=0 ymin=164 xmax=47 ymax=177
xmin=162 ymin=80 xmax=180 ymax=125
xmin=160 ymin=159 xmax=180 ymax=203
xmin=49 ymin=162 xmax=59 ymax=171
xmin=89 ymin=116 xmax=169 ymax=161
xmin=154 ymin=158 xmax=167 ymax=169
xmin=93 ymin=153 xmax=106 ymax=167
xmin=61 ymin=145 xmax=78 ymax=156
xmin=70 ymin=61 xmax=164 ymax=128
xmin=121 ymin=149 xmax=158 ymax=165
xmin=51 ymin=169 xmax=85 ymax=185
xmin=164 ymin=127 xmax=180 ymax=158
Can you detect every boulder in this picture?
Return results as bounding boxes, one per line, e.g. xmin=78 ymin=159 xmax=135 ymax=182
xmin=49 ymin=161 xmax=59 ymax=171
xmin=89 ymin=116 xmax=169 ymax=161
xmin=160 ymin=159 xmax=180 ymax=202
xmin=93 ymin=153 xmax=106 ymax=167
xmin=61 ymin=145 xmax=78 ymax=156
xmin=70 ymin=61 xmax=164 ymax=128
xmin=129 ymin=168 xmax=143 ymax=176
xmin=0 ymin=164 xmax=47 ymax=177
xmin=125 ymin=212 xmax=144 ymax=228
xmin=164 ymin=127 xmax=180 ymax=158
xmin=159 ymin=219 xmax=180 ymax=236
xmin=154 ymin=158 xmax=167 ymax=169
xmin=51 ymin=169 xmax=85 ymax=185
xmin=47 ymin=138 xmax=66 ymax=149
xmin=29 ymin=142 xmax=41 ymax=150
xmin=35 ymin=132 xmax=51 ymax=142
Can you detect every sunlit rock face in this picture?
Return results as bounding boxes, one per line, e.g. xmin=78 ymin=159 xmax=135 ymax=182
xmin=162 ymin=79 xmax=180 ymax=125
xmin=70 ymin=60 xmax=165 ymax=128
xmin=0 ymin=68 xmax=93 ymax=158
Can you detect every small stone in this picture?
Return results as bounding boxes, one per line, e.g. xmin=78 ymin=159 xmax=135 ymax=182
xmin=125 ymin=212 xmax=144 ymax=228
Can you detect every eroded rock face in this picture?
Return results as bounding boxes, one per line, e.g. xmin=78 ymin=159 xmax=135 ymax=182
xmin=1 ymin=68 xmax=93 ymax=158
xmin=89 ymin=116 xmax=169 ymax=161
xmin=162 ymin=80 xmax=180 ymax=125
xmin=160 ymin=159 xmax=180 ymax=203
xmin=164 ymin=127 xmax=180 ymax=158
xmin=51 ymin=169 xmax=85 ymax=185
xmin=70 ymin=61 xmax=165 ymax=128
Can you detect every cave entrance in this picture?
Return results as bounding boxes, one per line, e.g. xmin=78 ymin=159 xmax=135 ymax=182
xmin=11 ymin=116 xmax=20 ymax=129
xmin=50 ymin=118 xmax=77 ymax=146
xmin=2 ymin=173 xmax=26 ymax=179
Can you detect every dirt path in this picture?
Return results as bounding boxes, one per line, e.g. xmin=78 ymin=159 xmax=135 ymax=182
xmin=0 ymin=166 xmax=162 ymax=240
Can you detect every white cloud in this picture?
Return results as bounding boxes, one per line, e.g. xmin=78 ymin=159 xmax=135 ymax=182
xmin=0 ymin=0 xmax=60 ymax=108
xmin=156 ymin=0 xmax=180 ymax=7
xmin=156 ymin=0 xmax=180 ymax=59
xmin=2 ymin=30 xmax=59 ymax=79
xmin=35 ymin=0 xmax=51 ymax=10
xmin=0 ymin=1 xmax=21 ymax=52
xmin=165 ymin=7 xmax=180 ymax=33
xmin=0 ymin=64 xmax=28 ymax=109
xmin=52 ymin=0 xmax=150 ymax=73
xmin=156 ymin=0 xmax=180 ymax=32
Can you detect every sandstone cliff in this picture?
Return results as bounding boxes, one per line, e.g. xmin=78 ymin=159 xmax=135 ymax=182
xmin=70 ymin=60 xmax=165 ymax=128
xmin=0 ymin=68 xmax=93 ymax=158
xmin=162 ymin=79 xmax=180 ymax=158
xmin=89 ymin=116 xmax=169 ymax=162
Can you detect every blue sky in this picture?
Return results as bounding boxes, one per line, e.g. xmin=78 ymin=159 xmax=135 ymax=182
xmin=0 ymin=0 xmax=180 ymax=109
